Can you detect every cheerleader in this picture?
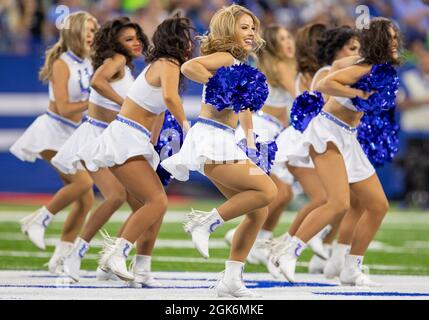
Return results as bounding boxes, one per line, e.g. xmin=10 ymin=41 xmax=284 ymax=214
xmin=78 ymin=13 xmax=194 ymax=282
xmin=225 ymin=24 xmax=296 ymax=266
xmin=10 ymin=12 xmax=98 ymax=273
xmin=161 ymin=5 xmax=277 ymax=297
xmin=50 ymin=17 xmax=159 ymax=285
xmin=264 ymin=23 xmax=330 ymax=269
xmin=270 ymin=18 xmax=401 ymax=286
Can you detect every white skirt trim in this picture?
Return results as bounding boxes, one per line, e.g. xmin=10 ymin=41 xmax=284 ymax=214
xmin=161 ymin=117 xmax=249 ymax=181
xmin=77 ymin=115 xmax=159 ymax=172
xmin=9 ymin=111 xmax=80 ymax=162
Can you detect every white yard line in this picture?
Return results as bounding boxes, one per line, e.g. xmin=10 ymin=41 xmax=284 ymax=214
xmin=0 ymin=249 xmax=427 ymax=272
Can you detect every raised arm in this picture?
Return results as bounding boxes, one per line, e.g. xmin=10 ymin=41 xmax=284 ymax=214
xmin=51 ymin=59 xmax=88 ymax=117
xmin=160 ymin=59 xmax=190 ymax=132
xmin=180 ymin=52 xmax=235 ymax=84
xmin=91 ymin=54 xmax=127 ymax=106
xmin=315 ymin=64 xmax=373 ymax=99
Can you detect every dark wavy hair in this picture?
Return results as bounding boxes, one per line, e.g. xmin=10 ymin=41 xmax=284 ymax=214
xmin=295 ymin=23 xmax=327 ymax=76
xmin=92 ymin=17 xmax=149 ymax=71
xmin=317 ymin=26 xmax=357 ymax=66
xmin=359 ymin=18 xmax=402 ymax=66
xmin=146 ymin=12 xmax=195 ymax=66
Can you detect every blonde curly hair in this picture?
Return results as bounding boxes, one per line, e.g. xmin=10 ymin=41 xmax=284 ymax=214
xmin=199 ymin=4 xmax=265 ymax=61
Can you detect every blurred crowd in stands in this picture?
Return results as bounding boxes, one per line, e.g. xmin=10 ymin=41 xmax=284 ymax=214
xmin=1 ymin=0 xmax=429 ymax=207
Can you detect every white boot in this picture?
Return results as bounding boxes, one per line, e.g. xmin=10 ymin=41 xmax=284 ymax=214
xmin=247 ymin=230 xmax=272 ymax=265
xmin=323 ymin=243 xmax=350 ymax=279
xmin=20 ymin=206 xmax=54 ymax=250
xmin=224 ymin=227 xmax=236 ymax=247
xmin=216 ymin=261 xmax=259 ymax=298
xmin=47 ymin=241 xmax=74 ymax=274
xmin=95 ymin=266 xmax=120 ymax=281
xmin=129 ymin=255 xmax=160 ymax=287
xmin=340 ymin=255 xmax=381 ymax=287
xmin=61 ymin=237 xmax=90 ymax=282
xmin=307 ymin=226 xmax=331 ymax=260
xmin=183 ymin=208 xmax=224 ymax=259
xmin=99 ymin=236 xmax=134 ymax=281
xmin=308 ymin=244 xmax=331 ymax=274
xmin=277 ymin=236 xmax=306 ymax=282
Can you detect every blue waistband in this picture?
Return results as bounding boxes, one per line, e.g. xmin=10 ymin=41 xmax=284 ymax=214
xmin=45 ymin=111 xmax=80 ymax=129
xmin=85 ymin=116 xmax=109 ymax=129
xmin=116 ymin=115 xmax=151 ymax=138
xmin=320 ymin=110 xmax=358 ymax=134
xmin=255 ymin=111 xmax=285 ymax=130
xmin=196 ymin=117 xmax=235 ymax=135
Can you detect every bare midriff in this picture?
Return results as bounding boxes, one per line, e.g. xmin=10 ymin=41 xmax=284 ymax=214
xmin=119 ymin=97 xmax=159 ymax=130
xmin=199 ymin=103 xmax=239 ymax=128
xmin=323 ymin=98 xmax=363 ymax=127
xmin=48 ymin=101 xmax=84 ymax=123
xmin=87 ymin=103 xmax=118 ymax=123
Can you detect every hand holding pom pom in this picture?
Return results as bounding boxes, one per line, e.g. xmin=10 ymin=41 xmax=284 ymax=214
xmin=237 ymin=134 xmax=278 ymax=174
xmin=290 ymin=91 xmax=324 ymax=132
xmin=351 ymin=63 xmax=399 ymax=113
xmin=205 ymin=64 xmax=269 ymax=113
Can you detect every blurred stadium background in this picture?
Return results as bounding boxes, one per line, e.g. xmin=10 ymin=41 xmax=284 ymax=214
xmin=0 ymin=0 xmax=428 ymax=276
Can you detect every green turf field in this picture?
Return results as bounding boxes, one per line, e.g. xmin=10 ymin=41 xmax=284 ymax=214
xmin=0 ymin=201 xmax=428 ymax=276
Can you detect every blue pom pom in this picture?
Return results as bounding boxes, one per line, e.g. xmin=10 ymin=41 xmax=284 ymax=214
xmin=290 ymin=91 xmax=324 ymax=132
xmin=154 ymin=111 xmax=184 ymax=186
xmin=205 ymin=64 xmax=269 ymax=113
xmin=357 ymin=107 xmax=399 ymax=167
xmin=237 ymin=134 xmax=278 ymax=174
xmin=351 ymin=63 xmax=399 ymax=113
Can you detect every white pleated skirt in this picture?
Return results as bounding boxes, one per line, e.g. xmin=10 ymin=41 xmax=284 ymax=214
xmin=9 ymin=111 xmax=80 ymax=162
xmin=77 ymin=115 xmax=159 ymax=172
xmin=288 ymin=111 xmax=375 ymax=183
xmin=235 ymin=111 xmax=285 ymax=142
xmin=51 ymin=117 xmax=109 ymax=175
xmin=161 ymin=117 xmax=249 ymax=181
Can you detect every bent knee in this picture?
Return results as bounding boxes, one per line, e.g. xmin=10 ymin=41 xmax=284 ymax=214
xmin=77 ymin=190 xmax=94 ymax=211
xmin=259 ymin=180 xmax=278 ymax=205
xmin=148 ymin=193 xmax=168 ymax=211
xmin=328 ymin=198 xmax=350 ymax=216
xmin=369 ymin=198 xmax=389 ymax=217
xmin=105 ymin=187 xmax=127 ymax=207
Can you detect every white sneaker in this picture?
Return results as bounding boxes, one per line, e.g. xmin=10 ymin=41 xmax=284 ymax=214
xmin=340 ymin=266 xmax=381 ymax=287
xmin=47 ymin=241 xmax=74 ymax=275
xmin=95 ymin=266 xmax=120 ymax=281
xmin=183 ymin=208 xmax=223 ymax=259
xmin=99 ymin=234 xmax=134 ymax=281
xmin=20 ymin=207 xmax=53 ymax=250
xmin=308 ymin=255 xmax=326 ymax=274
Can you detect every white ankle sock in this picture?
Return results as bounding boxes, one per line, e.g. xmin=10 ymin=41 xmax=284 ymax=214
xmin=37 ymin=207 xmax=54 ymax=228
xmin=135 ymin=255 xmax=151 ymax=272
xmin=344 ymin=254 xmax=364 ymax=269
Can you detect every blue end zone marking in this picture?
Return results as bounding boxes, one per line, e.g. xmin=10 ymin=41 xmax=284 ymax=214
xmin=313 ymin=292 xmax=429 ymax=297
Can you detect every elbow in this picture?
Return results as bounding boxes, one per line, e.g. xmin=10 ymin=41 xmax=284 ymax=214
xmin=180 ymin=61 xmax=193 ymax=78
xmin=90 ymin=78 xmax=102 ymax=92
xmin=56 ymin=104 xmax=70 ymax=117
xmin=163 ymin=95 xmax=177 ymax=107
